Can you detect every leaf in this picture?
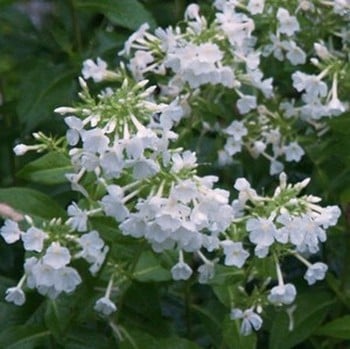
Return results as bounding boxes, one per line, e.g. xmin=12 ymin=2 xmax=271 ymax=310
xmin=16 ymin=63 xmax=76 ymax=132
xmin=269 ymin=290 xmax=335 ymax=349
xmin=119 ymin=328 xmax=200 ymax=349
xmin=222 ymin=315 xmax=257 ymax=349
xmin=17 ymin=152 xmax=72 ymax=185
xmin=133 ymin=250 xmax=172 ymax=282
xmin=156 ymin=337 xmax=201 ymax=349
xmin=76 ymin=0 xmax=156 ymax=31
xmin=0 ymin=325 xmax=50 ymax=349
xmin=0 ymin=187 xmax=66 ymax=220
xmin=315 ymin=315 xmax=350 ymax=339
xmin=64 ymin=327 xmax=113 ymax=349
xmin=44 ymin=299 xmax=74 ymax=341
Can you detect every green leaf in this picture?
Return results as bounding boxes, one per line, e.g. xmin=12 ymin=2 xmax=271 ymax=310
xmin=315 ymin=315 xmax=350 ymax=339
xmin=156 ymin=337 xmax=201 ymax=349
xmin=16 ymin=63 xmax=76 ymax=132
xmin=64 ymin=327 xmax=113 ymax=349
xmin=222 ymin=315 xmax=257 ymax=349
xmin=119 ymin=328 xmax=200 ymax=349
xmin=0 ymin=325 xmax=50 ymax=349
xmin=0 ymin=187 xmax=66 ymax=220
xmin=44 ymin=299 xmax=74 ymax=341
xmin=269 ymin=290 xmax=335 ymax=349
xmin=76 ymin=0 xmax=156 ymax=31
xmin=133 ymin=250 xmax=172 ymax=282
xmin=17 ymin=152 xmax=72 ymax=185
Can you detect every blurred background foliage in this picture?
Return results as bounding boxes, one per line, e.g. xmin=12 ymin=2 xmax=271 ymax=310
xmin=1 ymin=0 xmax=350 ymax=348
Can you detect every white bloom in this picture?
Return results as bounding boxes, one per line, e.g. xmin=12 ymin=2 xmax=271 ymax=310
xmin=13 ymin=144 xmax=30 ymax=156
xmin=268 ymin=283 xmax=297 ymax=305
xmin=247 ymin=218 xmax=276 ymax=248
xmin=100 ymin=185 xmax=129 ymax=222
xmin=224 ymin=121 xmax=248 ymax=140
xmin=285 ymin=41 xmax=306 ymax=65
xmin=0 ymin=219 xmax=23 ymax=244
xmin=94 ymin=297 xmax=117 ymax=315
xmin=314 ymin=205 xmax=341 ymax=228
xmin=67 ymin=202 xmax=89 ymax=232
xmin=230 ymin=308 xmax=263 ymax=335
xmin=77 ymin=230 xmax=105 ymax=263
xmin=5 ymin=287 xmax=26 ymax=306
xmin=81 ymin=128 xmax=109 ymax=154
xmin=247 ymin=0 xmax=265 ymax=14
xmin=292 ymin=71 xmax=328 ymax=100
xmin=171 ymin=261 xmax=193 ymax=280
xmin=277 ymin=8 xmax=300 ymax=36
xmin=234 ymin=177 xmax=258 ymax=203
xmin=64 ymin=116 xmax=84 ymax=146
xmin=82 ymin=57 xmax=108 ymax=82
xmin=198 ymin=263 xmax=215 ymax=284
xmin=171 ymin=151 xmax=197 ymax=173
xmin=43 ymin=242 xmax=71 ymax=269
xmin=304 ymin=262 xmax=328 ymax=285
xmin=170 ymin=179 xmax=198 ymax=204
xmin=236 ymin=95 xmax=257 ymax=114
xmin=270 ymin=160 xmax=284 ymax=175
xmin=284 ymin=142 xmax=305 ymax=162
xmin=221 ymin=241 xmax=249 ymax=268
xmin=224 ymin=137 xmax=242 ymax=156
xmin=21 ymin=227 xmax=47 ymax=252
xmin=130 ymin=157 xmax=160 ymax=179
xmin=54 ymin=267 xmax=82 ymax=293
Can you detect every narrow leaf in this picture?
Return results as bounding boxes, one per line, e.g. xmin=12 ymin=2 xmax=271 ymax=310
xmin=0 ymin=187 xmax=66 ymax=220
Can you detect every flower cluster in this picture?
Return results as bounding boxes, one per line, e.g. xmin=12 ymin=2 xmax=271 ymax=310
xmin=118 ymin=0 xmax=350 ymax=175
xmin=0 ymin=0 xmax=343 ymax=338
xmin=1 ymin=217 xmax=108 ymax=304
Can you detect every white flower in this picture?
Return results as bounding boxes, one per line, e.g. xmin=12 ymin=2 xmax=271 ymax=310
xmin=82 ymin=57 xmax=108 ymax=82
xmin=270 ymin=160 xmax=284 ymax=175
xmin=221 ymin=241 xmax=249 ymax=268
xmin=247 ymin=218 xmax=276 ymax=248
xmin=77 ymin=230 xmax=105 ymax=263
xmin=224 ymin=137 xmax=242 ymax=156
xmin=13 ymin=144 xmax=30 ymax=156
xmin=81 ymin=128 xmax=109 ymax=154
xmin=129 ymin=157 xmax=160 ymax=179
xmin=198 ymin=263 xmax=215 ymax=284
xmin=277 ymin=8 xmax=300 ymax=37
xmin=0 ymin=219 xmax=23 ymax=244
xmin=247 ymin=0 xmax=265 ymax=14
xmin=230 ymin=308 xmax=263 ymax=335
xmin=285 ymin=41 xmax=306 ymax=65
xmin=100 ymin=185 xmax=129 ymax=222
xmin=94 ymin=296 xmax=117 ymax=315
xmin=54 ymin=267 xmax=82 ymax=293
xmin=224 ymin=121 xmax=248 ymax=140
xmin=236 ymin=95 xmax=257 ymax=114
xmin=67 ymin=202 xmax=89 ymax=232
xmin=171 ymin=261 xmax=193 ymax=280
xmin=171 ymin=151 xmax=197 ymax=173
xmin=64 ymin=116 xmax=84 ymax=146
xmin=234 ymin=177 xmax=258 ymax=203
xmin=284 ymin=142 xmax=305 ymax=162
xmin=43 ymin=242 xmax=71 ymax=269
xmin=304 ymin=262 xmax=328 ymax=285
xmin=5 ymin=286 xmax=26 ymax=306
xmin=170 ymin=179 xmax=198 ymax=204
xmin=268 ymin=283 xmax=297 ymax=305
xmin=314 ymin=205 xmax=341 ymax=228
xmin=21 ymin=227 xmax=47 ymax=252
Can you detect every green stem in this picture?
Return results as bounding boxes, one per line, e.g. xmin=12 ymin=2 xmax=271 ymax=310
xmin=69 ymin=0 xmax=82 ymax=54
xmin=184 ymin=279 xmax=193 ymax=339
